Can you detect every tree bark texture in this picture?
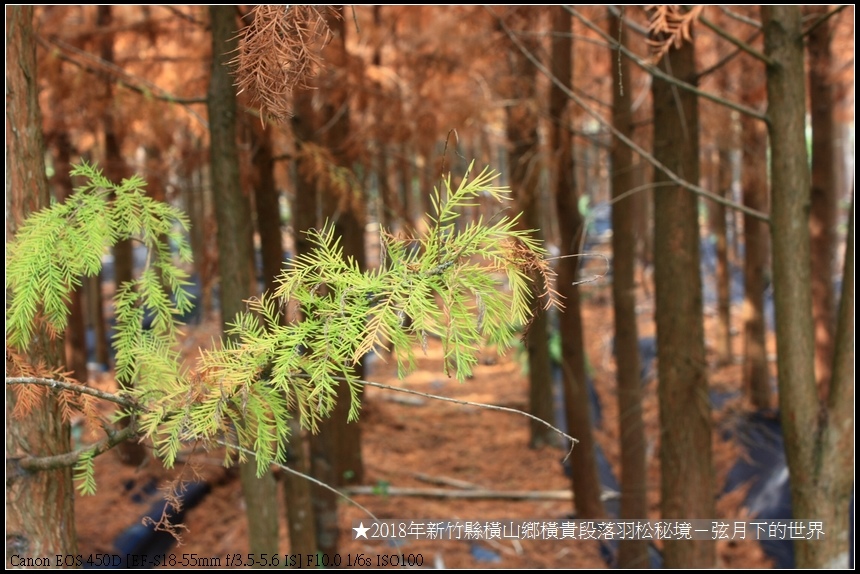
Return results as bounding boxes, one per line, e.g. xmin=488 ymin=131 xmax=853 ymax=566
xmin=208 ymin=5 xmax=280 ymax=559
xmin=806 ymin=4 xmax=837 ymax=394
xmin=740 ymin=111 xmax=771 ymax=409
xmin=711 ymin=146 xmax=732 ymax=366
xmin=609 ymin=9 xmax=649 ymax=568
xmin=5 ymin=5 xmax=79 ymax=562
xmin=651 ymin=27 xmax=715 ymax=568
xmin=503 ymin=8 xmax=555 ymax=448
xmin=763 ymin=6 xmax=851 ymax=567
xmin=550 ymin=5 xmax=606 ymax=520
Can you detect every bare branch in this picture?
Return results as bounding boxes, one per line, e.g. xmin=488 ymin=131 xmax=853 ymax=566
xmin=6 ymin=376 xmax=139 ymax=410
xmin=566 ymin=6 xmax=769 ymax=124
xmin=216 ymin=440 xmax=379 ymax=522
xmin=36 ymin=35 xmax=209 ymax=128
xmin=699 ymin=15 xmax=773 ymax=65
xmin=607 ymin=5 xmax=651 ymax=37
xmin=803 ymin=5 xmax=850 ymax=37
xmin=352 ymin=378 xmax=578 ymax=458
xmin=159 ymin=5 xmax=207 ymax=28
xmin=14 ymin=421 xmax=139 ymax=472
xmin=720 ymin=7 xmax=762 ymax=29
xmin=697 ymin=29 xmax=763 ymax=79
xmin=498 ymin=15 xmax=770 ymax=223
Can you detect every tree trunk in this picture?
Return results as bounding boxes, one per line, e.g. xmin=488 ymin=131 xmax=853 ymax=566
xmin=51 ymin=132 xmax=89 ymax=383
xmin=250 ymin=121 xmax=285 ymax=297
xmin=290 ymin=10 xmax=365 ymax=555
xmin=550 ymin=5 xmax=605 ymax=520
xmin=208 ymin=5 xmax=280 ymax=559
xmin=287 ymin=86 xmax=322 ymax=557
xmin=503 ymin=9 xmax=555 ymax=448
xmin=711 ymin=146 xmax=732 ymax=366
xmin=5 ymin=5 xmax=78 ymax=562
xmin=310 ymin=9 xmax=366 ymax=555
xmin=823 ymin=188 xmax=853 ymax=568
xmin=651 ymin=25 xmax=714 ymax=568
xmin=609 ymin=9 xmax=649 ymax=568
xmin=98 ymin=5 xmax=134 ymax=300
xmin=97 ymin=5 xmax=147 ymax=466
xmin=806 ymin=4 xmax=837 ymax=394
xmin=739 ymin=111 xmax=771 ymax=409
xmin=763 ymin=7 xmax=850 ymax=567
xmin=282 ymin=418 xmax=318 ymax=555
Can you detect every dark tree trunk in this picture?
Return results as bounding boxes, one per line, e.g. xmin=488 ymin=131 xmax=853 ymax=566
xmin=51 ymin=132 xmax=89 ymax=383
xmin=740 ymin=111 xmax=771 ymax=409
xmin=806 ymin=4 xmax=837 ymax=394
xmin=651 ymin=25 xmax=715 ymax=568
xmin=763 ymin=6 xmax=850 ymax=567
xmin=250 ymin=121 xmax=285 ymax=297
xmin=98 ymin=5 xmax=134 ymax=299
xmin=5 ymin=5 xmax=78 ymax=561
xmin=98 ymin=4 xmax=146 ymax=466
xmin=823 ymin=188 xmax=853 ymax=568
xmin=208 ymin=5 xmax=280 ymax=559
xmin=286 ymin=87 xmax=322 ymax=557
xmin=550 ymin=5 xmax=605 ymax=520
xmin=711 ymin=146 xmax=732 ymax=366
xmin=398 ymin=145 xmax=415 ymax=234
xmin=504 ymin=8 xmax=555 ymax=448
xmin=609 ymin=9 xmax=649 ymax=568
xmin=290 ymin=9 xmax=365 ymax=555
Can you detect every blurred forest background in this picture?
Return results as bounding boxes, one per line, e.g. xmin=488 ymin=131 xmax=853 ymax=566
xmin=5 ymin=5 xmax=854 ymax=570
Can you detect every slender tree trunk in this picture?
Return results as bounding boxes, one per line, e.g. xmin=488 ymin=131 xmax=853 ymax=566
xmin=250 ymin=122 xmax=285 ymax=297
xmin=287 ymin=86 xmax=322 ymax=556
xmin=806 ymin=4 xmax=837 ymax=394
xmin=208 ymin=5 xmax=280 ymax=559
xmin=651 ymin=25 xmax=714 ymax=568
xmin=711 ymin=146 xmax=732 ymax=366
xmin=550 ymin=5 xmax=605 ymax=520
xmin=740 ymin=110 xmax=771 ymax=409
xmin=822 ymin=188 xmax=853 ymax=568
xmin=51 ymin=132 xmax=89 ymax=383
xmin=5 ymin=5 xmax=78 ymax=561
xmin=398 ymin=145 xmax=415 ymax=234
xmin=98 ymin=5 xmax=134 ymax=299
xmin=290 ymin=10 xmax=365 ymax=555
xmin=503 ymin=9 xmax=555 ymax=448
xmin=311 ymin=10 xmax=366 ymax=555
xmin=98 ymin=5 xmax=147 ymax=466
xmin=609 ymin=9 xmax=649 ymax=568
xmin=763 ymin=7 xmax=850 ymax=567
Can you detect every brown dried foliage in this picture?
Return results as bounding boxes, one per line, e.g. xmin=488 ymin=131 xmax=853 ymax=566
xmin=507 ymin=237 xmax=563 ymax=340
xmin=7 ymin=348 xmax=104 ymax=430
xmin=232 ymin=5 xmax=335 ymax=121
xmin=646 ymin=5 xmax=705 ymax=63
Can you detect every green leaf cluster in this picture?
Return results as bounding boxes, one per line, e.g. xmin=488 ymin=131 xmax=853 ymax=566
xmin=7 ymin=160 xmax=556 ymax=484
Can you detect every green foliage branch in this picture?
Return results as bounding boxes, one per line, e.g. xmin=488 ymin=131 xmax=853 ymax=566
xmin=6 ymin=160 xmax=559 ymax=493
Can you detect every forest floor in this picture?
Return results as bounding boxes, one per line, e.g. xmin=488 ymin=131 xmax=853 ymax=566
xmin=74 ymin=246 xmax=777 ymax=569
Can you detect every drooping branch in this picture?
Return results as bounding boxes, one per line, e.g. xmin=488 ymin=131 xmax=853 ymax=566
xmin=497 ymin=16 xmax=770 ymax=223
xmin=566 ymin=6 xmax=769 ymax=124
xmin=320 ymin=375 xmax=578 ymax=455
